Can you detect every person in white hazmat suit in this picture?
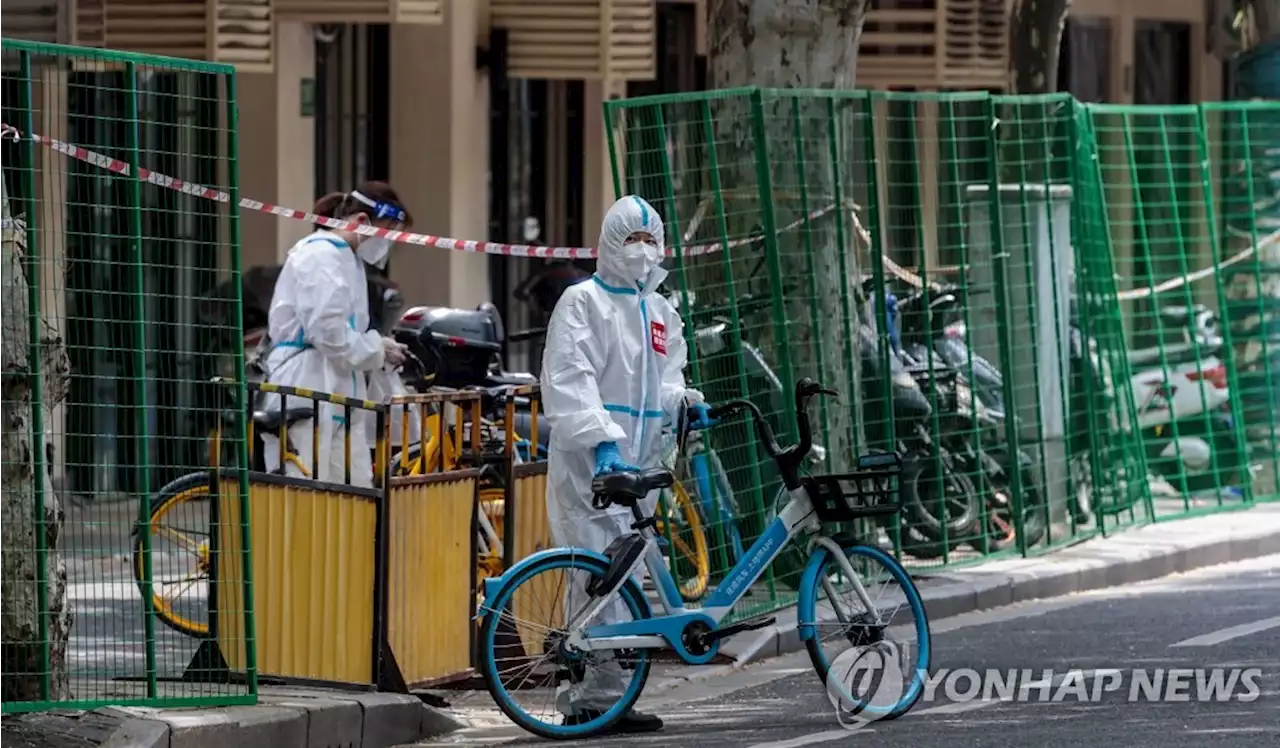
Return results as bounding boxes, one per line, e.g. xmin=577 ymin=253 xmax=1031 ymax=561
xmin=540 ymin=195 xmax=719 ymax=732
xmin=258 ymin=183 xmax=412 ymax=487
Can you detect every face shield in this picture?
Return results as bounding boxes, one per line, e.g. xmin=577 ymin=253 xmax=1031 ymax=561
xmin=349 ymin=190 xmax=408 ymax=270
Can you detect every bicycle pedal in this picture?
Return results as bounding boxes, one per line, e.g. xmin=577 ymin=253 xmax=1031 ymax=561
xmin=708 ymin=614 xmax=776 ymax=643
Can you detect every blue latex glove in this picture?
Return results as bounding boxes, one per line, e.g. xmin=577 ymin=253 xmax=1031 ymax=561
xmin=595 ymin=441 xmax=639 ymax=475
xmin=688 ymin=402 xmax=720 ymax=431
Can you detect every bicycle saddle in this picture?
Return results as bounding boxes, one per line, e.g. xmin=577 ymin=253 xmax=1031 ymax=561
xmin=253 ymin=407 xmax=315 ymax=432
xmin=591 ymin=468 xmax=675 ymax=506
xmin=485 ymin=371 xmax=538 ymax=387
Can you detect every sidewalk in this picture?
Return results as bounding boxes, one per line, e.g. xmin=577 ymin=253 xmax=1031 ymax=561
xmin=0 ymin=686 xmax=463 ymax=748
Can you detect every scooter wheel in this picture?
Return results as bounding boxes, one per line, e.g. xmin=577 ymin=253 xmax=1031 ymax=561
xmin=899 ymin=448 xmax=980 ymax=543
xmin=971 ymin=452 xmax=1046 ymax=554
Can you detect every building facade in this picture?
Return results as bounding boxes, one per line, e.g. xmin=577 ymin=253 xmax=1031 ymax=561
xmin=3 ymin=0 xmax=1233 ymax=496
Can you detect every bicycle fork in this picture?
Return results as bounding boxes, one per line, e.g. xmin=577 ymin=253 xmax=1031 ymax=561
xmin=810 ymin=535 xmax=881 ymax=627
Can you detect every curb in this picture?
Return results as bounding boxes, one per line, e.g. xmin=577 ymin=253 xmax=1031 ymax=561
xmin=3 ymin=687 xmax=464 ymax=748
xmin=719 ymin=503 xmax=1280 ymax=665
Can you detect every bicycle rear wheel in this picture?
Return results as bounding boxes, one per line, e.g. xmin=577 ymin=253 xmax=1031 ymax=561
xmin=477 ymin=551 xmax=652 ymax=739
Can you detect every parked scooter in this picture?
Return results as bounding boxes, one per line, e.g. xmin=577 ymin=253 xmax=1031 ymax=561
xmin=1126 ymin=303 xmax=1247 ymax=495
xmin=857 ymin=282 xmax=981 ymax=558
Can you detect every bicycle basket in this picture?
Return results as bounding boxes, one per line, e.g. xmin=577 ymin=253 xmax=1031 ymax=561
xmin=802 ymin=451 xmax=903 ymax=524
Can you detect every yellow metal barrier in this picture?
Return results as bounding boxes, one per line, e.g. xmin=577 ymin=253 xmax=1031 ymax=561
xmin=510 ymin=467 xmax=552 ymax=562
xmin=500 ymin=384 xmax=554 ymax=659
xmin=380 ymin=389 xmax=484 ymax=688
xmin=214 ymin=478 xmax=378 ymax=685
xmin=197 ymin=382 xmax=391 ymax=688
xmin=385 ymin=479 xmax=475 ymax=687
xmin=186 ymin=381 xmax=554 ymax=691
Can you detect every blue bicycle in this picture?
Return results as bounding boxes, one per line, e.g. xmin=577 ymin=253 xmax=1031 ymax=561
xmin=475 ymin=377 xmax=933 ymax=739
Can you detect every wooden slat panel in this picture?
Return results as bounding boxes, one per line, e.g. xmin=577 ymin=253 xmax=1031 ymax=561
xmin=493 ymin=0 xmax=655 ymax=81
xmin=5 ymin=0 xmax=69 ymax=44
xmin=213 ymin=0 xmax=273 ymax=72
xmin=394 ymin=0 xmax=444 ymax=24
xmin=942 ymin=0 xmax=1008 ymax=70
xmin=605 ymin=0 xmax=655 ymax=79
xmin=89 ymin=0 xmax=274 ymax=73
xmin=76 ymin=0 xmax=108 ymax=48
xmin=857 ymin=0 xmax=1010 ymax=92
xmin=104 ymin=1 xmax=208 ymax=61
xmin=275 ymin=0 xmax=443 ymax=24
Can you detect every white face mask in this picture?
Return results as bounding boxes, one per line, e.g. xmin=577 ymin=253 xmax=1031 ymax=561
xmin=358 ymin=237 xmax=392 ymax=270
xmin=617 ymin=241 xmax=652 ymax=282
xmin=645 ymin=242 xmax=663 ymax=267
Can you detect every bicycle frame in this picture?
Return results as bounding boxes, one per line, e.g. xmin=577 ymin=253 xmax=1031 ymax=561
xmin=563 ymin=476 xmax=882 ymax=664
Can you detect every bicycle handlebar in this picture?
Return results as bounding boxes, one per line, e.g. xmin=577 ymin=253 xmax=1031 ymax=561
xmin=706 ymin=377 xmax=837 ymax=490
xmin=507 ymin=327 xmax=547 ymax=343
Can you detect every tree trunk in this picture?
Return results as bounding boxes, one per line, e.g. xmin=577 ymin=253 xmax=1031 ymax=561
xmin=706 ymin=0 xmax=870 ymax=471
xmin=2 ymin=180 xmax=72 ymax=702
xmin=1221 ymin=4 xmax=1280 ymax=443
xmin=1008 ymin=0 xmax=1073 ymax=94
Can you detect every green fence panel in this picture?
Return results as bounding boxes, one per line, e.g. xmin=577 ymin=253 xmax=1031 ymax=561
xmin=604 ymin=87 xmax=1278 ymax=623
xmin=1204 ymin=101 xmax=1280 ymax=503
xmin=1 ymin=39 xmax=255 ymax=712
xmin=1068 ymin=103 xmax=1157 ymax=533
xmin=1081 ymin=102 xmax=1256 ymax=522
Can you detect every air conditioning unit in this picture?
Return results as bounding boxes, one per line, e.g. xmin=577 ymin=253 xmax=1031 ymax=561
xmin=275 ymin=0 xmax=444 ymax=24
xmin=490 ymin=0 xmax=656 ymax=81
xmin=858 ymin=0 xmax=1010 ymax=91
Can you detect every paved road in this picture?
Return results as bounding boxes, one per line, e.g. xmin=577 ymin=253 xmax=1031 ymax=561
xmin=421 ymin=554 xmax=1280 ymax=747
xmin=60 ymin=497 xmax=207 ymax=701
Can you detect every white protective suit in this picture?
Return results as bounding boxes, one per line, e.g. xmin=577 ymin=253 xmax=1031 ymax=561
xmin=258 ymin=230 xmax=385 ymax=487
xmin=366 ymin=366 xmax=423 ymax=451
xmin=540 ymin=195 xmax=703 ymax=714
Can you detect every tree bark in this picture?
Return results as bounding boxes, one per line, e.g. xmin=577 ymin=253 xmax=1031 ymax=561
xmin=1008 ymin=0 xmax=1073 ymax=94
xmin=706 ymin=0 xmax=870 ymax=471
xmin=2 ymin=180 xmax=72 ymax=702
xmin=1221 ymin=2 xmax=1280 ymax=440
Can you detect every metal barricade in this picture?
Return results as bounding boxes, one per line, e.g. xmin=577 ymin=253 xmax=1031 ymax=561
xmin=494 ymin=386 xmax=556 ymax=659
xmin=381 ymin=388 xmax=484 ymax=689
xmin=187 ymin=381 xmax=550 ymax=691
xmin=197 ymin=382 xmax=390 ymax=688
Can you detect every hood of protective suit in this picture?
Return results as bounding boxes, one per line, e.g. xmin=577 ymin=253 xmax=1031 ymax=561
xmin=596 ymin=195 xmax=668 ymax=292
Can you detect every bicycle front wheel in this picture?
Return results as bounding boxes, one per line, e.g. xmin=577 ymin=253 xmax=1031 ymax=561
xmin=798 ymin=543 xmax=931 ymax=723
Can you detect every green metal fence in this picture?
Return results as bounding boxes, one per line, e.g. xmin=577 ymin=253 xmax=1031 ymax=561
xmin=1 ymin=40 xmax=255 ymax=711
xmin=605 ymin=89 xmax=1280 ymax=621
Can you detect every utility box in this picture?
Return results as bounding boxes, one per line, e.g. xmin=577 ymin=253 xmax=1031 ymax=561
xmin=964 ymin=183 xmax=1075 ymax=523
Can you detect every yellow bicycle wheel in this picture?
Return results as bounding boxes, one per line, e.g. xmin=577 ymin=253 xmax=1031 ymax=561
xmin=656 ymin=480 xmax=711 ymax=602
xmin=134 ymin=472 xmax=214 ymax=638
xmin=477 ymin=486 xmax=506 ymax=582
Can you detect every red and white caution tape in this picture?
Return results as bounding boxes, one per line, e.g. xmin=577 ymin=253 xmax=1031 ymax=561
xmin=1 ymin=123 xmax=838 ymax=260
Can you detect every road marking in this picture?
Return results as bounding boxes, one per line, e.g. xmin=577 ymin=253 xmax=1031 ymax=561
xmin=745 ymin=728 xmax=871 ymax=748
xmin=1170 ymin=616 xmax=1280 ymax=648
